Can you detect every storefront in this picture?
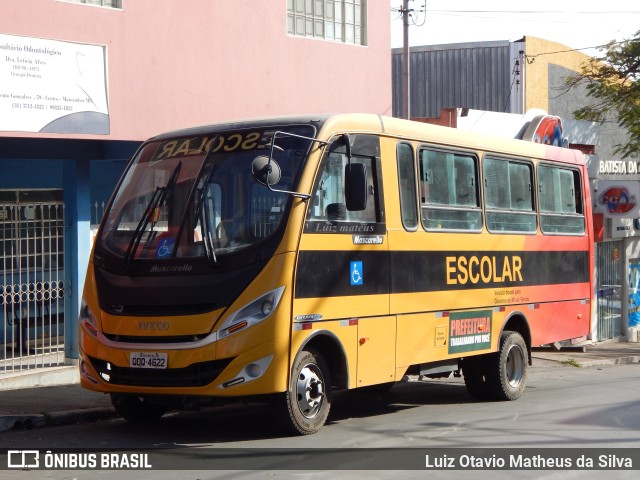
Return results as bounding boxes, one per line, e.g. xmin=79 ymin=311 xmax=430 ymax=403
xmin=591 ymin=158 xmax=640 ymax=342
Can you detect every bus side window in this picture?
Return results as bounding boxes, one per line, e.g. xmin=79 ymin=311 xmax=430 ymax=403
xmin=538 ymin=165 xmax=585 ymax=234
xmin=483 ymin=157 xmax=537 ymax=233
xmin=305 ymin=136 xmax=382 ymax=231
xmin=306 ymin=152 xmax=347 ymax=221
xmin=396 ymin=142 xmax=418 ymax=230
xmin=419 ymin=147 xmax=482 ymax=232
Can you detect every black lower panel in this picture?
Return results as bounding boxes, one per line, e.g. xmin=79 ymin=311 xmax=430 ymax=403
xmin=88 ymin=356 xmax=233 ymax=388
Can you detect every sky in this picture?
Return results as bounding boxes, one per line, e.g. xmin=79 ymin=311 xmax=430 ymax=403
xmin=389 ymin=0 xmax=640 ymax=57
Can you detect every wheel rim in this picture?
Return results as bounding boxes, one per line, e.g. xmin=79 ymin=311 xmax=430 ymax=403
xmin=295 ymin=362 xmax=325 ymax=419
xmin=505 ymin=344 xmax=525 ymax=387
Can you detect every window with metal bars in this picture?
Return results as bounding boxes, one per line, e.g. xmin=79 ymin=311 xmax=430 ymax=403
xmin=286 ymin=0 xmax=366 ymax=45
xmin=64 ymin=0 xmax=122 ymax=9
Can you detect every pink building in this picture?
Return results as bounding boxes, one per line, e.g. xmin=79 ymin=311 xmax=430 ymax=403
xmin=2 ymin=0 xmax=391 ymax=139
xmin=0 ymin=0 xmax=390 ymax=369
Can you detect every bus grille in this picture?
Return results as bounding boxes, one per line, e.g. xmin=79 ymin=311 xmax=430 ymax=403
xmin=88 ymin=356 xmax=233 ymax=388
xmin=102 ymin=333 xmax=210 ymax=344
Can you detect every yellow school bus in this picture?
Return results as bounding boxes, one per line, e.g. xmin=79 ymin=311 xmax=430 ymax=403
xmin=79 ymin=114 xmax=593 ymax=434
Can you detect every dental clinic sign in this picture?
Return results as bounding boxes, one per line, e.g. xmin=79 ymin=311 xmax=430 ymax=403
xmin=0 ymin=33 xmax=109 ymax=134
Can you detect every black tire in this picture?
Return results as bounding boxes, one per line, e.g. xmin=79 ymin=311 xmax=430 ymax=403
xmin=462 ymin=356 xmax=490 ymax=400
xmin=277 ymin=349 xmax=331 ymax=435
xmin=485 ymin=331 xmax=528 ymax=401
xmin=110 ymin=394 xmax=167 ymax=422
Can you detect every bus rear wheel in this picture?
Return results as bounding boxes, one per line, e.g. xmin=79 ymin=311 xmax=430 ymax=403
xmin=486 ymin=331 xmax=528 ymax=401
xmin=277 ymin=349 xmax=331 ymax=435
xmin=461 ymin=356 xmax=489 ymax=400
xmin=110 ymin=394 xmax=167 ymax=422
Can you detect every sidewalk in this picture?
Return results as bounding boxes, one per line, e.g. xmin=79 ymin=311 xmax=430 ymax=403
xmin=531 ymin=339 xmax=640 ymax=367
xmin=1 ymin=340 xmax=639 ymax=433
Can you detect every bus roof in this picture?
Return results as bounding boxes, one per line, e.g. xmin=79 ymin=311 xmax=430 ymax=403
xmin=147 ymin=113 xmax=585 ymax=166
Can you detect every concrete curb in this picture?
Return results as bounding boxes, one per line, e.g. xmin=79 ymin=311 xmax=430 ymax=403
xmin=574 ymin=356 xmax=640 ymax=368
xmin=0 ymin=414 xmax=48 ymax=433
xmin=0 ymin=408 xmax=115 ymax=433
xmin=532 ymin=353 xmax=640 ymax=368
xmin=44 ymin=407 xmax=116 ymax=427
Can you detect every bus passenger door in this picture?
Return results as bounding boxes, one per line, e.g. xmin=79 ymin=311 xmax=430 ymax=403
xmin=294 ymin=133 xmax=394 ymax=389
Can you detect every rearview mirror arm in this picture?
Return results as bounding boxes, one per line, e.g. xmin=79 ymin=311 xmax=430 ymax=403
xmin=261 ymin=131 xmax=328 ymax=200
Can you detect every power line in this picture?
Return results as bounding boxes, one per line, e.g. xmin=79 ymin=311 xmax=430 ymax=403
xmin=524 ymin=38 xmax=634 ymax=63
xmin=391 ymin=1 xmax=427 ymax=27
xmin=424 ymin=11 xmax=640 ymax=28
xmin=427 ymin=10 xmax=640 ymax=15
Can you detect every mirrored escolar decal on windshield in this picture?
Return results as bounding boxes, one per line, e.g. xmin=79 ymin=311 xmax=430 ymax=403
xmin=99 ymin=127 xmax=315 ymax=263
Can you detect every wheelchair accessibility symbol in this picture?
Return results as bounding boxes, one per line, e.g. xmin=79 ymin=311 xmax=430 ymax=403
xmin=155 ymin=238 xmax=175 ymax=259
xmin=350 ymin=261 xmax=363 ymax=286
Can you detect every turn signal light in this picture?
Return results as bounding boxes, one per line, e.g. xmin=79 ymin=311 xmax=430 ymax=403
xmin=226 ymin=320 xmax=249 ymax=335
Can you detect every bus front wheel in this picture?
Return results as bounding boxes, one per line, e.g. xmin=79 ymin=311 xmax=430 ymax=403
xmin=278 ymin=349 xmax=331 ymax=435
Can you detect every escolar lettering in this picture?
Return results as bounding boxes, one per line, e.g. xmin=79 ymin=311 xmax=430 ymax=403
xmin=152 ymin=131 xmax=275 ymax=161
xmin=446 ymin=255 xmax=523 ymax=285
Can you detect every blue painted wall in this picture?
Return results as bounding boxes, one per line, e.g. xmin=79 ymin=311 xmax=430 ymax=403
xmin=0 ymin=137 xmax=139 ymax=359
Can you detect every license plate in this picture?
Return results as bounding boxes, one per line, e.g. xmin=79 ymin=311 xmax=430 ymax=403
xmin=130 ymin=352 xmax=167 ymax=369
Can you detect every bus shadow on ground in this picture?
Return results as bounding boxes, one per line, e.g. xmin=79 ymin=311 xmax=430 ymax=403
xmin=109 ymin=377 xmax=476 ymax=444
xmin=329 ymin=377 xmax=475 ymax=421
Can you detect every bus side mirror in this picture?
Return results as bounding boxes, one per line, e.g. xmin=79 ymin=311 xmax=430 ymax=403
xmin=345 ymin=163 xmax=367 ymax=211
xmin=252 ymin=155 xmax=282 ymax=186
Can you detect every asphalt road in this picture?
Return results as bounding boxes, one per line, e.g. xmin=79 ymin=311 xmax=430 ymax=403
xmin=1 ymin=360 xmax=639 ymax=479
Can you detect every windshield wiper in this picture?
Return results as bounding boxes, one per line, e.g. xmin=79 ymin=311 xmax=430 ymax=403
xmin=176 ymin=135 xmax=221 ymax=265
xmin=192 ymin=164 xmax=218 ymax=265
xmin=200 ymin=191 xmax=218 ymax=265
xmin=123 ymin=160 xmax=182 ymax=267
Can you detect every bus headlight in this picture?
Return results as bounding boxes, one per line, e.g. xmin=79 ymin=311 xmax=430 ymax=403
xmin=218 ymin=287 xmax=285 ymax=339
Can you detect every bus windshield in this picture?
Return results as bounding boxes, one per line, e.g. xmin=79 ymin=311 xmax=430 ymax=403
xmin=99 ymin=126 xmax=315 ymax=262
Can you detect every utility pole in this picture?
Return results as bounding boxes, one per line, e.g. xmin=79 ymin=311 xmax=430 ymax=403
xmin=401 ymin=0 xmax=411 ymax=120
